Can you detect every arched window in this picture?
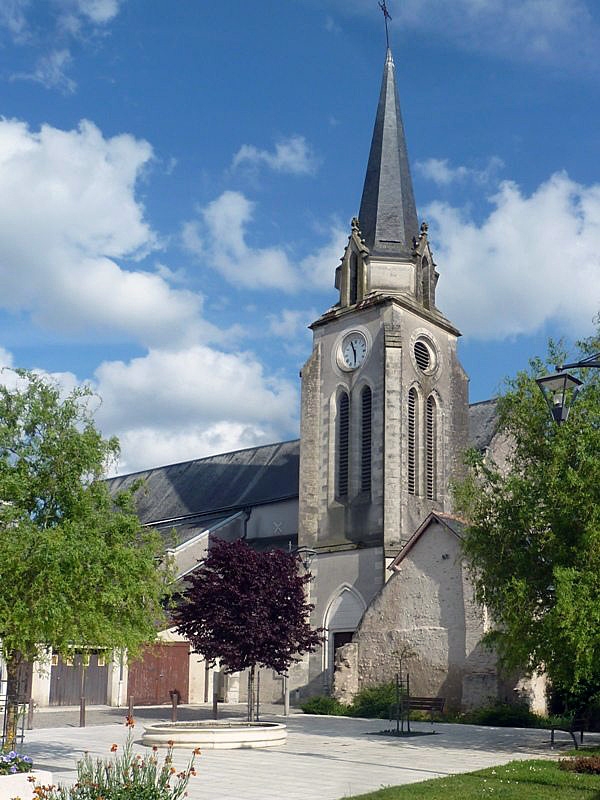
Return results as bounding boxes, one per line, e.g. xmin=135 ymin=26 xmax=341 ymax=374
xmin=337 ymin=391 xmax=350 ymax=499
xmin=349 ymin=252 xmax=358 ymax=305
xmin=426 ymin=395 xmax=437 ymax=500
xmin=360 ymin=386 xmax=372 ymax=493
xmin=408 ymin=388 xmax=418 ymax=495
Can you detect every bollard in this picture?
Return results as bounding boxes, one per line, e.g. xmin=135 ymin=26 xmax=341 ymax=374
xmin=128 ymin=695 xmax=134 ymax=720
xmin=79 ymin=696 xmax=86 ymax=728
xmin=212 ymin=670 xmax=219 ymax=720
xmin=27 ymin=702 xmax=34 ymax=731
xmin=283 ymin=675 xmax=290 ymax=717
xmin=170 ymin=690 xmax=178 ymax=722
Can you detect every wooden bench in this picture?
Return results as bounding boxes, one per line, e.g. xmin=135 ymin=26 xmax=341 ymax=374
xmin=389 ymin=696 xmax=445 ymax=727
xmin=550 ymin=716 xmax=587 ymax=749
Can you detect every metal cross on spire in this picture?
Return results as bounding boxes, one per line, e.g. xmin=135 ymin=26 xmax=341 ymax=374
xmin=378 ymin=0 xmax=392 ymax=49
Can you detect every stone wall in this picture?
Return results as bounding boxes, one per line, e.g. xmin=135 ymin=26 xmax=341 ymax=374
xmin=346 ymin=518 xmax=499 ymax=711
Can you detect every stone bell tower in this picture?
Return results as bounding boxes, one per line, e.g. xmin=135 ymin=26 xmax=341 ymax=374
xmin=298 ymin=48 xmax=469 ymax=688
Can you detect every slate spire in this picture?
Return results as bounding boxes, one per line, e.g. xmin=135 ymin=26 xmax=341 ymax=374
xmin=358 ymin=48 xmax=419 ymax=259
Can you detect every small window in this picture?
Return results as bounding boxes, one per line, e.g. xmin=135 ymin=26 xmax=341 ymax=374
xmin=337 ymin=391 xmax=350 ymax=498
xmin=361 ymin=386 xmax=372 ymax=493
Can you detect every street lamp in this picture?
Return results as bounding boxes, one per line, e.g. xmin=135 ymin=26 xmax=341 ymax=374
xmin=535 ymin=352 xmax=600 ymax=424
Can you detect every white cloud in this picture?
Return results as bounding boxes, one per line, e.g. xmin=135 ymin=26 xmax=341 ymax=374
xmin=0 ymin=341 xmax=299 ymax=474
xmin=183 ymin=190 xmax=346 ymax=293
xmin=232 ymin=135 xmax=317 ymax=176
xmin=335 ymin=0 xmax=598 ymax=71
xmin=113 ymin=423 xmax=280 ymax=476
xmin=416 ymin=157 xmax=503 ymax=187
xmin=3 ymin=0 xmax=123 ymax=91
xmin=0 ymin=0 xmax=30 ymax=40
xmin=0 ymin=348 xmax=14 ymax=370
xmin=268 ymin=309 xmax=314 ymax=339
xmin=268 ymin=309 xmax=317 ymax=355
xmin=300 ymin=224 xmax=347 ymax=289
xmin=430 ymin=171 xmax=600 ymax=339
xmin=0 ymin=117 xmax=208 ymax=347
xmin=93 ymin=346 xmax=299 ymax=473
xmin=70 ymin=0 xmax=121 ymax=24
xmin=12 ymin=48 xmax=75 ymax=92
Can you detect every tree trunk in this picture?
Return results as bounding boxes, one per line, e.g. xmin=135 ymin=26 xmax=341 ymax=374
xmin=4 ymin=651 xmax=23 ymax=750
xmin=247 ymin=665 xmax=255 ymax=722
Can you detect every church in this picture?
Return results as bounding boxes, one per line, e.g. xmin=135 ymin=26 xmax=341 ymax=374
xmin=32 ymin=44 xmax=539 ymax=712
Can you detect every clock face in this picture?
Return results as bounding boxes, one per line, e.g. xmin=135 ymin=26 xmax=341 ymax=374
xmin=341 ymin=332 xmax=368 ymax=370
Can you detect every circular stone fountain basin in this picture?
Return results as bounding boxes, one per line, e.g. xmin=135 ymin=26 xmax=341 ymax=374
xmin=141 ymin=720 xmax=287 ymax=749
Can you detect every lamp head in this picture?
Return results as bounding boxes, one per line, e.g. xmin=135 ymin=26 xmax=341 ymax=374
xmin=535 ymin=371 xmax=583 ymax=424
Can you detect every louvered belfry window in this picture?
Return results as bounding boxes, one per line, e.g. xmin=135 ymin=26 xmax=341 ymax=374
xmin=426 ymin=394 xmax=437 ymax=500
xmin=337 ymin=391 xmax=350 ymax=499
xmin=408 ymin=388 xmax=417 ymax=495
xmin=361 ymin=386 xmax=372 ymax=493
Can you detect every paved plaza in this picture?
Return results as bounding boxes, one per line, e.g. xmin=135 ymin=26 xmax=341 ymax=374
xmin=19 ymin=705 xmax=600 ymax=800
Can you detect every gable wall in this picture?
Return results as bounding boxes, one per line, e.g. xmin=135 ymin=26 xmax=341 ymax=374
xmin=349 ymin=520 xmax=497 ymax=710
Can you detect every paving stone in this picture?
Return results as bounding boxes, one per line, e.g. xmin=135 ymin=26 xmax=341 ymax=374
xmin=20 ymin=706 xmax=600 ymax=800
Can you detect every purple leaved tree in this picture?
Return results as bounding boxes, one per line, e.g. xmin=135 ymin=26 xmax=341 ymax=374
xmin=173 ymin=537 xmax=322 ymax=720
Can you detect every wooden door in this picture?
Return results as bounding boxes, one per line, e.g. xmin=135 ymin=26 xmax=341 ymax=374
xmin=127 ymin=643 xmax=189 ymax=706
xmin=49 ymin=652 xmax=108 ymax=706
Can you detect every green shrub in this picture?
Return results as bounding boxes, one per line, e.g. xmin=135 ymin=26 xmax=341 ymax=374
xmin=300 ymin=695 xmax=349 ymax=715
xmin=349 ymin=682 xmax=397 ymax=719
xmin=459 ymin=702 xmax=544 ymax=728
xmin=559 ymin=756 xmax=600 ymax=774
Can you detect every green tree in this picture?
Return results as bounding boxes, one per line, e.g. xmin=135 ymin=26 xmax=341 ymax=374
xmin=455 ymin=330 xmax=600 ymax=705
xmin=0 ymin=370 xmax=170 ymax=747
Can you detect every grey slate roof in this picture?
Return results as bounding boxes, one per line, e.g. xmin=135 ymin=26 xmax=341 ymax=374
xmin=358 ymin=49 xmax=419 ymax=259
xmin=108 ymin=439 xmax=300 ymax=526
xmin=469 ymin=398 xmax=499 ymax=452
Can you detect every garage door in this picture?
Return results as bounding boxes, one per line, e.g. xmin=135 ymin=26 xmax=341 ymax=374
xmin=127 ymin=643 xmax=189 ymax=706
xmin=49 ymin=651 xmax=108 ymax=706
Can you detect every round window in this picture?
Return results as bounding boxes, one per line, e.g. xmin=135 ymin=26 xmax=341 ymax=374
xmin=413 ymin=339 xmax=437 ymax=374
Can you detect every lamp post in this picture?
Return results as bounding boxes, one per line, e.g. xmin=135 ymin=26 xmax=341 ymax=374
xmin=535 ymin=352 xmax=600 ymax=424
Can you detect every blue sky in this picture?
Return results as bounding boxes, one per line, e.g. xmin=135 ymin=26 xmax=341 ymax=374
xmin=0 ymin=0 xmax=599 ymax=474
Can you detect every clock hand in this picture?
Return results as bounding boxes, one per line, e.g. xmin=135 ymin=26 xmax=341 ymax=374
xmin=351 ymin=341 xmax=357 ymax=366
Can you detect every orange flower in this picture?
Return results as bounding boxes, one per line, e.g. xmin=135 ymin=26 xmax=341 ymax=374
xmin=110 ymin=744 xmax=118 ymax=752
xmin=193 ymin=747 xmax=201 ymax=755
xmin=152 ymin=746 xmax=158 ymax=752
xmin=125 ymin=715 xmax=135 ymax=728
xmin=167 ymin=739 xmax=174 ymax=746
xmin=190 ymin=767 xmax=197 ymax=776
xmin=170 ymin=767 xmax=177 ymax=774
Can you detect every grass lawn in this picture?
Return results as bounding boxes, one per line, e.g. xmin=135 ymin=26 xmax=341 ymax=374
xmin=343 ymin=757 xmax=600 ymax=799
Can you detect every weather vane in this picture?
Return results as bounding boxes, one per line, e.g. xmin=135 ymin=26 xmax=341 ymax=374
xmin=378 ymin=0 xmax=392 ymax=49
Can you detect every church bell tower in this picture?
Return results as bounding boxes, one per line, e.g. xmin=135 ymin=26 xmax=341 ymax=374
xmin=298 ymin=46 xmax=469 ymax=685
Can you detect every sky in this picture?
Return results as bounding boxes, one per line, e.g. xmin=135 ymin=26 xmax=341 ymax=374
xmin=0 ymin=0 xmax=599 ymax=475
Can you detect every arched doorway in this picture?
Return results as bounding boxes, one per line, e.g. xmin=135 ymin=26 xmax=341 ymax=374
xmin=323 ymin=585 xmax=366 ymax=685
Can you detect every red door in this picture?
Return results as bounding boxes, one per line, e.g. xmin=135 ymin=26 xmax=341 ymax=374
xmin=127 ymin=643 xmax=189 ymax=705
